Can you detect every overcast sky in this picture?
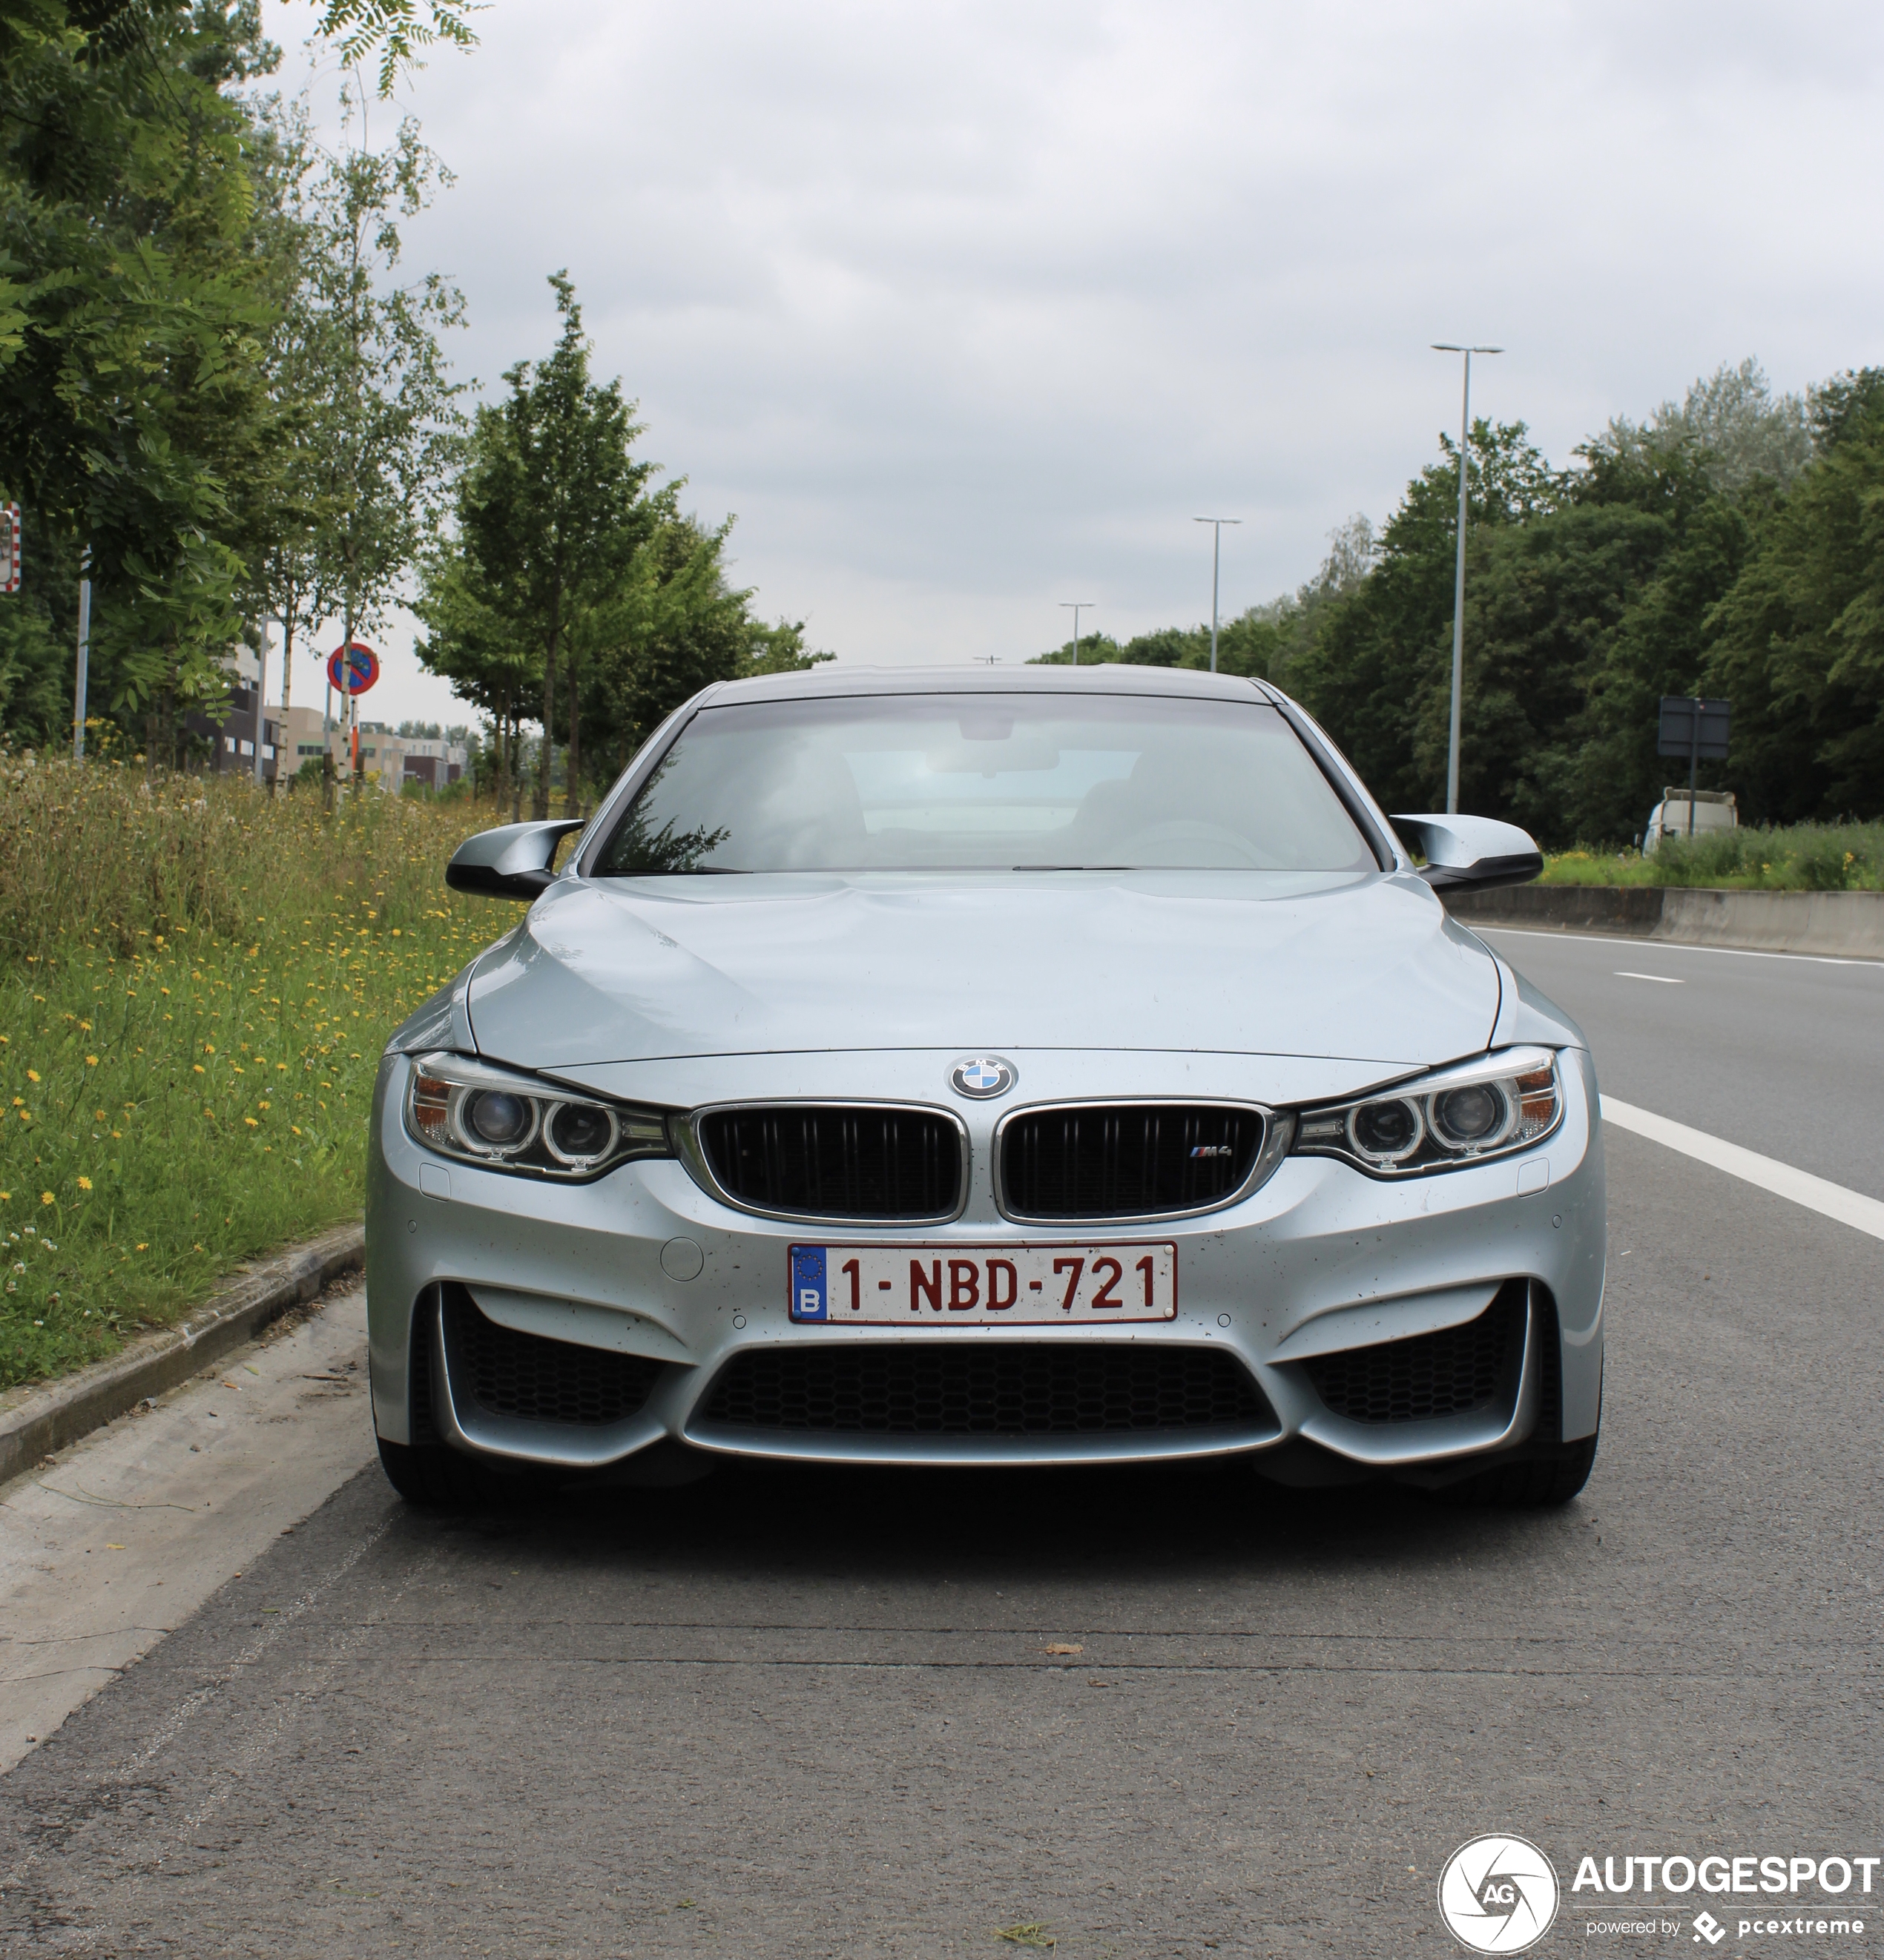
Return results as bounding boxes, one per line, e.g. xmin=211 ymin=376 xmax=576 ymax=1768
xmin=260 ymin=0 xmax=1884 ymax=727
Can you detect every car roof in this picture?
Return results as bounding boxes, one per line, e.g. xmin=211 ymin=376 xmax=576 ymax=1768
xmin=697 ymin=663 xmax=1279 ymax=707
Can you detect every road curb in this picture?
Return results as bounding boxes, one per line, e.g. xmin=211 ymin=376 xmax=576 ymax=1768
xmin=0 ymin=1221 xmax=365 ymax=1487
xmin=1445 ymin=883 xmax=1884 ymax=959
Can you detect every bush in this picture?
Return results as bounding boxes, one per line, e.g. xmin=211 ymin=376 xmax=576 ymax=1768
xmin=1539 ymin=821 xmax=1884 ymax=891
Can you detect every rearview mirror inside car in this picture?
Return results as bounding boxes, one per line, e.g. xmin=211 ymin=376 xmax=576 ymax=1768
xmin=1391 ymin=814 xmax=1544 ymax=893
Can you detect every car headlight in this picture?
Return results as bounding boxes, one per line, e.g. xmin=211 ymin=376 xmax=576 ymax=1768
xmin=1291 ymin=1046 xmax=1563 ymax=1177
xmin=403 ymin=1052 xmax=672 ymax=1180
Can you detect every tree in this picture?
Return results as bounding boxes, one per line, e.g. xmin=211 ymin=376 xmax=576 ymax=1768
xmin=450 ymin=274 xmax=653 ymax=816
xmin=412 ymin=535 xmax=536 ymax=814
xmin=306 ymin=0 xmax=480 ymax=96
xmin=1286 ymin=420 xmax=1563 ymax=811
xmin=0 ymin=2 xmax=475 ymax=763
xmin=1595 ymin=357 xmax=1813 ymax=498
xmin=1702 ymin=378 xmax=1884 ymax=822
xmin=577 ymin=507 xmax=829 ymax=783
xmin=294 ymin=103 xmax=465 ymax=796
xmin=0 ymin=3 xmax=292 ymax=761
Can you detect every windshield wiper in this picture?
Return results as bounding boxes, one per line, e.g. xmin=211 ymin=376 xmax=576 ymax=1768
xmin=1010 ymin=864 xmax=1129 ymax=872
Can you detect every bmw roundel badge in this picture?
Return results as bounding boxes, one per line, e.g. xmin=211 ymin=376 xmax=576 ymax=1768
xmin=949 ymin=1055 xmax=1016 ymax=1100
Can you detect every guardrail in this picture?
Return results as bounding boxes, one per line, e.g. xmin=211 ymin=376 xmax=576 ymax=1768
xmin=1443 ymin=884 xmax=1884 ymax=960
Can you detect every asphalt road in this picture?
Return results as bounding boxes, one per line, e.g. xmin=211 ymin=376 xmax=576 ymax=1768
xmin=1478 ymin=925 xmax=1884 ymax=1201
xmin=4 ymin=940 xmax=1883 ymax=1959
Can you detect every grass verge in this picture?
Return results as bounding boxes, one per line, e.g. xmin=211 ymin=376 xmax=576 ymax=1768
xmin=0 ymin=757 xmax=508 ymax=1392
xmin=1541 ymin=821 xmax=1884 ymax=891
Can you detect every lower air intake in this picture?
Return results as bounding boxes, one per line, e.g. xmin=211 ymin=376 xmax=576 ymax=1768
xmin=1301 ymin=1281 xmax=1529 ymax=1425
xmin=441 ymin=1287 xmax=663 ymax=1427
xmin=700 ymin=1342 xmax=1274 ymax=1436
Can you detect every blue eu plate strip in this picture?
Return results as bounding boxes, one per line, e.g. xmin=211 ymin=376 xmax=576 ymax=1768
xmin=790 ymin=1245 xmax=827 ymax=1321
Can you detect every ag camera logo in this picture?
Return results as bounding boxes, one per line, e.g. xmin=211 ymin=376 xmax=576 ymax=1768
xmin=1437 ymin=1835 xmax=1561 ymax=1953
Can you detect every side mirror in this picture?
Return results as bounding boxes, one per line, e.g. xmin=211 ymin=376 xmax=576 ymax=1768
xmin=444 ymin=819 xmax=585 ymax=901
xmin=1391 ymin=814 xmax=1544 ymax=893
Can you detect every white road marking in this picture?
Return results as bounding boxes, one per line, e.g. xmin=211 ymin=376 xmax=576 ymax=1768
xmin=1613 ymin=971 xmax=1684 ymax=983
xmin=1601 ymin=1098 xmax=1884 ymax=1242
xmin=1479 ymin=925 xmax=1884 ymax=970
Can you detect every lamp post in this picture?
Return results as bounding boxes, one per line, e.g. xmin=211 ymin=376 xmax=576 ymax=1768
xmin=1193 ymin=516 xmax=1241 ymax=673
xmin=1058 ymin=600 xmax=1096 ymax=666
xmin=72 ymin=547 xmax=91 ymax=760
xmin=1430 ymin=344 xmax=1501 ymax=814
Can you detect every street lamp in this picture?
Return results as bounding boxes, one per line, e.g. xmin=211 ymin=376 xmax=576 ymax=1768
xmin=1430 ymin=343 xmax=1502 ymax=814
xmin=1058 ymin=600 xmax=1096 ymax=667
xmin=1193 ymin=517 xmax=1241 ymax=673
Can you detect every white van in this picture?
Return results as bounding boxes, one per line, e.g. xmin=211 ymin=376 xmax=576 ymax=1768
xmin=1641 ymin=787 xmax=1737 ymax=855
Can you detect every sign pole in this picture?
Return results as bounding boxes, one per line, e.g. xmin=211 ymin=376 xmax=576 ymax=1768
xmin=254 ymin=620 xmax=269 ymax=785
xmin=1687 ymin=696 xmax=1700 ymax=837
xmin=73 ymin=551 xmax=91 ymax=761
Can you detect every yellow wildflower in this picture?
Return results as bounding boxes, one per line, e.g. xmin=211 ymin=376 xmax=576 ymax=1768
xmin=40 ymin=1191 xmax=53 ymax=1206
xmin=76 ymin=1176 xmax=92 ymax=1191
xmin=26 ymin=1069 xmax=39 ymax=1083
xmin=85 ymin=1055 xmax=98 ymax=1066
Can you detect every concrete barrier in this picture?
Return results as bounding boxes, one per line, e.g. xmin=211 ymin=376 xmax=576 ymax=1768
xmin=1444 ymin=884 xmax=1884 ymax=960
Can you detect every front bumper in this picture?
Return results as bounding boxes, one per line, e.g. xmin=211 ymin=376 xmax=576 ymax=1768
xmin=366 ymin=1046 xmax=1604 ymax=1478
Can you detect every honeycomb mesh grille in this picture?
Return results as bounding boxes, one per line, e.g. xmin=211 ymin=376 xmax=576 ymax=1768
xmin=1001 ymin=1104 xmax=1265 ymax=1218
xmin=698 ymin=1106 xmax=962 ymax=1219
xmin=409 ymin=1308 xmax=438 ymax=1446
xmin=1300 ymin=1281 xmax=1528 ymax=1425
xmin=442 ymin=1288 xmax=663 ymax=1427
xmin=702 ymin=1342 xmax=1274 ymax=1436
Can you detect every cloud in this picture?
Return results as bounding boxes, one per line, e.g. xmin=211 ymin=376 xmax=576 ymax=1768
xmin=263 ymin=0 xmax=1884 ymax=710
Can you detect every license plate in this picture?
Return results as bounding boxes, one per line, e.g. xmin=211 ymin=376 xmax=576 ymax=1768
xmin=787 ymin=1242 xmax=1178 ymax=1324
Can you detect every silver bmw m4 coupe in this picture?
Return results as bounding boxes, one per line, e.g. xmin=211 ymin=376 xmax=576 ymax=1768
xmin=366 ymin=664 xmax=1603 ymax=1507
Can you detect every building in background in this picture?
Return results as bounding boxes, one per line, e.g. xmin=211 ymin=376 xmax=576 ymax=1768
xmin=184 ymin=644 xmax=283 ymax=781
xmin=275 ymin=707 xmax=467 ymax=791
xmin=177 ymin=646 xmax=466 ymax=790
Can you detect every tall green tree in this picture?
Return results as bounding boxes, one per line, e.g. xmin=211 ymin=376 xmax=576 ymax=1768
xmin=0 ymin=1 xmax=475 ymax=760
xmin=444 ymin=273 xmax=655 ymax=816
xmin=577 ymin=507 xmax=829 ymax=782
xmin=1702 ymin=372 xmax=1884 ymax=822
xmin=1286 ymin=420 xmax=1562 ymax=811
xmin=294 ymin=103 xmax=464 ymax=791
xmin=0 ymin=2 xmax=292 ymax=758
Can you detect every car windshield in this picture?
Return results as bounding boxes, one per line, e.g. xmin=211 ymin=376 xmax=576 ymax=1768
xmin=590 ymin=692 xmax=1377 ymax=875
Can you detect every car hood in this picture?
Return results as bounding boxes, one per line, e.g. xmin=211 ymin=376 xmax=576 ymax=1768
xmin=462 ymin=869 xmax=1501 ymax=1072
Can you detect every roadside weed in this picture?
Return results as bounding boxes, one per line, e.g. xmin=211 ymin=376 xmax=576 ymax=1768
xmin=0 ymin=760 xmax=510 ymax=1389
